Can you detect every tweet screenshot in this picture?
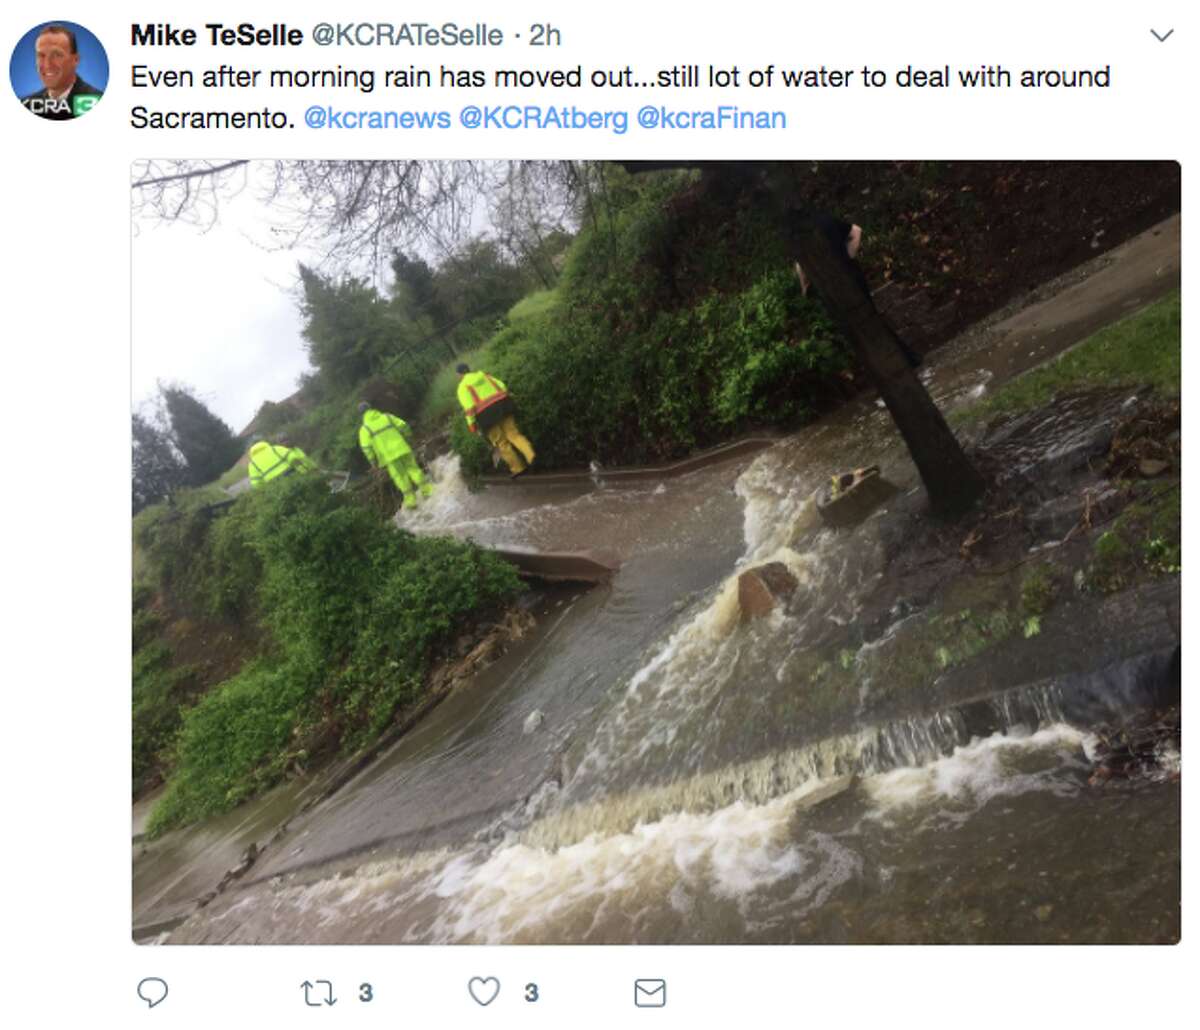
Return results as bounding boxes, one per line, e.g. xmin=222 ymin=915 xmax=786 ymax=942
xmin=7 ymin=1 xmax=1192 ymax=1025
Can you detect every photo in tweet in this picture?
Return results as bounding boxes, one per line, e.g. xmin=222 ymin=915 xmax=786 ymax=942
xmin=131 ymin=159 xmax=1180 ymax=944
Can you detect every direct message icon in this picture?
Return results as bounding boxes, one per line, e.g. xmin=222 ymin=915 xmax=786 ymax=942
xmin=468 ymin=976 xmax=500 ymax=1006
xmin=137 ymin=977 xmax=168 ymax=1009
xmin=634 ymin=978 xmax=666 ymax=1007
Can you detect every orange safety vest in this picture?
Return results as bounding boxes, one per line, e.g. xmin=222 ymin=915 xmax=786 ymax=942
xmin=457 ymin=371 xmax=513 ymax=430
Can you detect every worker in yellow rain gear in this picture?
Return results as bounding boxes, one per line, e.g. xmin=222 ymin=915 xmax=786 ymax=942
xmin=455 ymin=363 xmax=535 ymax=478
xmin=357 ymin=402 xmax=433 ymax=509
xmin=247 ymin=437 xmax=316 ymax=487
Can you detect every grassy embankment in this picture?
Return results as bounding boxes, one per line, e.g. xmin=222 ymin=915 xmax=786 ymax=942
xmin=133 ymin=476 xmax=522 ymax=836
xmin=963 ymin=290 xmax=1181 ymax=420
xmin=965 ymin=289 xmax=1181 ymax=589
xmin=241 ymin=166 xmax=1181 ymax=482
xmin=436 ymin=175 xmax=858 ymax=477
xmin=778 ymin=291 xmax=1181 ymax=724
xmin=427 ymin=164 xmax=1178 ymax=478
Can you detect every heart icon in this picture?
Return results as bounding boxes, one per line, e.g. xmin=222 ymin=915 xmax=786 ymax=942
xmin=468 ymin=976 xmax=500 ymax=1006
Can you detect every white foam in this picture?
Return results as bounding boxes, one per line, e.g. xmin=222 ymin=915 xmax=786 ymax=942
xmin=624 ymin=577 xmax=742 ymax=699
xmin=864 ymin=723 xmax=1088 ymax=813
xmin=735 ymin=452 xmax=821 ymax=560
xmin=393 ymin=452 xmax=473 ymax=530
xmin=424 ymin=784 xmax=818 ymax=942
xmin=1155 ymin=745 xmax=1181 ymax=777
xmin=173 ymin=720 xmax=1102 ymax=943
xmin=624 ymin=541 xmax=823 ymax=700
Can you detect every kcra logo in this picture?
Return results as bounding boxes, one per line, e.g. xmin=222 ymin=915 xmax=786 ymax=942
xmin=11 ymin=21 xmax=108 ymax=120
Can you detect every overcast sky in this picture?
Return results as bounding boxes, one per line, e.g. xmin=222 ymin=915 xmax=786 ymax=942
xmin=132 ymin=191 xmax=314 ymax=435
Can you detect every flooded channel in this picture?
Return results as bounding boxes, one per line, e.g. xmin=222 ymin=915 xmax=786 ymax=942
xmin=139 ymin=243 xmax=1181 ymax=945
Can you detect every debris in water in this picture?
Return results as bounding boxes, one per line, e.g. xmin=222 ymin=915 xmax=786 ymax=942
xmin=817 ymin=465 xmax=899 ymax=529
xmin=959 ymin=527 xmax=984 ymax=560
xmin=1087 ymin=707 xmax=1180 ymax=786
xmin=198 ymin=842 xmax=260 ymax=909
xmin=523 ymin=709 xmax=545 ymax=734
xmin=1104 ymin=398 xmax=1179 ymax=480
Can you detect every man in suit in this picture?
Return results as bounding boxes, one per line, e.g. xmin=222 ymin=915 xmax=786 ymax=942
xmin=21 ymin=25 xmax=103 ymax=120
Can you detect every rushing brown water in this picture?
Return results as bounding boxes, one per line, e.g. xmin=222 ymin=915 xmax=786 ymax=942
xmin=138 ymin=232 xmax=1181 ymax=944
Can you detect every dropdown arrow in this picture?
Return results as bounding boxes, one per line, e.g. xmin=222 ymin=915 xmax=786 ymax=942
xmin=1150 ymin=28 xmax=1175 ymax=42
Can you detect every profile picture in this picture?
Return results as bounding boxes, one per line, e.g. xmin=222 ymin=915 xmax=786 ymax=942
xmin=10 ymin=20 xmax=107 ymax=119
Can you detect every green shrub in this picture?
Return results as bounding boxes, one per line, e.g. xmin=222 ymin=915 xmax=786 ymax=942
xmin=132 ymin=607 xmax=162 ymax=652
xmin=132 ymin=637 xmax=199 ymax=797
xmin=449 ymin=414 xmax=496 ymax=478
xmin=143 ymin=475 xmax=524 ymax=835
xmin=446 ymin=174 xmax=853 ymax=473
xmin=1086 ymin=482 xmax=1181 ymax=593
xmin=146 ymin=659 xmax=317 ymax=832
xmin=1088 ymin=530 xmax=1133 ymax=594
xmin=1020 ymin=564 xmax=1060 ymax=617
xmin=133 ymin=506 xmax=211 ymax=603
xmin=202 ymin=500 xmax=263 ymax=619
xmin=506 ymin=289 xmax=560 ymax=324
xmin=247 ymin=399 xmax=296 ymax=438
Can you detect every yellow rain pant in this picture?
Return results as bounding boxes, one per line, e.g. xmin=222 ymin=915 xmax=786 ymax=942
xmin=386 ymin=453 xmax=432 ymax=508
xmin=485 ymin=415 xmax=536 ymax=475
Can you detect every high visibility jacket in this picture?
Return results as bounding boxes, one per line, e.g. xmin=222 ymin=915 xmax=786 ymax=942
xmin=358 ymin=409 xmax=414 ymax=467
xmin=456 ymin=370 xmax=514 ymax=432
xmin=248 ymin=441 xmax=314 ymax=487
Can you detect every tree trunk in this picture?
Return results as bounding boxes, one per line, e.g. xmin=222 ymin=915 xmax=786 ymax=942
xmin=789 ymin=218 xmax=985 ymax=517
xmin=614 ymin=161 xmax=985 ymax=518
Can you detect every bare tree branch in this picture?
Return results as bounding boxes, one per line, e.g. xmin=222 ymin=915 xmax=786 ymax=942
xmin=130 ymin=159 xmax=602 ymax=277
xmin=130 ymin=159 xmax=250 ymax=189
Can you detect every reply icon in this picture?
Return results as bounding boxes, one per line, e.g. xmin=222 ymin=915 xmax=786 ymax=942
xmin=137 ymin=977 xmax=169 ymax=1009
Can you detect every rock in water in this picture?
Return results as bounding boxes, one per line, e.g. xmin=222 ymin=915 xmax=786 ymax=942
xmin=738 ymin=562 xmax=799 ymax=620
xmin=523 ymin=709 xmax=545 ymax=734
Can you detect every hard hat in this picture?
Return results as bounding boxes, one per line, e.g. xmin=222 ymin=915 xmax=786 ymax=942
xmin=357 ymin=401 xmax=370 ymax=415
xmin=455 ymin=363 xmax=470 ymax=374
